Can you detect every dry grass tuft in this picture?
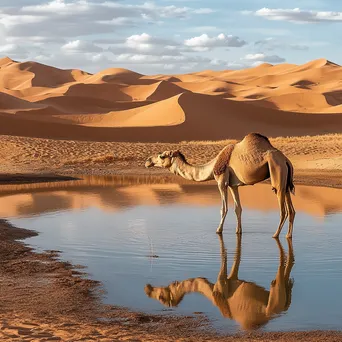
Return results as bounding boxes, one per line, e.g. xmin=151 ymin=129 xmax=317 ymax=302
xmin=63 ymin=154 xmax=135 ymax=165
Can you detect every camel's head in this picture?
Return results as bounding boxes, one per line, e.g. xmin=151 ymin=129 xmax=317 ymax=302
xmin=144 ymin=281 xmax=182 ymax=307
xmin=145 ymin=150 xmax=182 ymax=169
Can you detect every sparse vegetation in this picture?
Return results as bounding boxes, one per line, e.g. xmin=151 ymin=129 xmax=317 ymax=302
xmin=1 ymin=133 xmax=342 ymax=177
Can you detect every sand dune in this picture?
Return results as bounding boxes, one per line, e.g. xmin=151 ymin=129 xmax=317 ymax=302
xmin=84 ymin=94 xmax=185 ymax=127
xmin=0 ymin=57 xmax=89 ymax=90
xmin=0 ymin=92 xmax=45 ymax=111
xmin=0 ymin=57 xmax=342 ymax=142
xmin=84 ymin=67 xmax=153 ymax=85
xmin=121 ymin=80 xmax=187 ymax=101
xmin=175 ymin=80 xmax=236 ymax=95
xmin=36 ymin=96 xmax=150 ymax=115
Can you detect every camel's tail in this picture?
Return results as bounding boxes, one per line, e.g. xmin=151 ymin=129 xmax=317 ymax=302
xmin=286 ymin=159 xmax=295 ymax=195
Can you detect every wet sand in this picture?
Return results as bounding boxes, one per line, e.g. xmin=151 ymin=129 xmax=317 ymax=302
xmin=0 ymin=174 xmax=78 ymax=185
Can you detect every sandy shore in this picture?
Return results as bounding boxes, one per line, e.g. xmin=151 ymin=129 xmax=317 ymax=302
xmin=1 ymin=133 xmax=342 ymax=341
xmin=0 ymin=134 xmax=342 ymax=187
xmin=1 ymin=133 xmax=342 ymax=188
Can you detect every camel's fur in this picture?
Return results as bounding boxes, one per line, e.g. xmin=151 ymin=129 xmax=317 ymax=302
xmin=145 ymin=133 xmax=296 ymax=238
xmin=145 ymin=234 xmax=295 ymax=331
xmin=213 ymin=144 xmax=235 ymax=176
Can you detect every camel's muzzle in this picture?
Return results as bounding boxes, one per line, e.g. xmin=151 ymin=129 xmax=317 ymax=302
xmin=145 ymin=159 xmax=154 ymax=168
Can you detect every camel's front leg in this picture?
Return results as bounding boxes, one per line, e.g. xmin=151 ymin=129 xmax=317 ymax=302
xmin=229 ymin=186 xmax=242 ymax=234
xmin=216 ymin=176 xmax=228 ymax=234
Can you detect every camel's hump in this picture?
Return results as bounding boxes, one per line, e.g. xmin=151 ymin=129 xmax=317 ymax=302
xmin=242 ymin=133 xmax=271 ymax=145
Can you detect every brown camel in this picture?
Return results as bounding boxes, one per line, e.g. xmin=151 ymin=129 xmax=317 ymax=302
xmin=144 ymin=234 xmax=295 ymax=331
xmin=145 ymin=133 xmax=295 ymax=238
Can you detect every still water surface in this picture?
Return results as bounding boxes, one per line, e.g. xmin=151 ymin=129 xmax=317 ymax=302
xmin=1 ymin=176 xmax=342 ymax=333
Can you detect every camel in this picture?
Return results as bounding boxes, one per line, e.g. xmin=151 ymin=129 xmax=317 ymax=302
xmin=145 ymin=133 xmax=295 ymax=238
xmin=144 ymin=234 xmax=295 ymax=331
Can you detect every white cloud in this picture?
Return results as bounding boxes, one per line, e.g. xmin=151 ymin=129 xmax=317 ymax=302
xmin=6 ymin=36 xmax=65 ymax=44
xmin=61 ymin=40 xmax=103 ymax=53
xmin=27 ymin=29 xmax=225 ymax=73
xmin=240 ymin=27 xmax=290 ymax=36
xmin=0 ymin=2 xmax=301 ymax=74
xmin=90 ymin=53 xmax=110 ymax=63
xmin=187 ymin=26 xmax=219 ymax=32
xmin=0 ymin=14 xmax=46 ymax=28
xmin=163 ymin=64 xmax=176 ymax=70
xmin=226 ymin=61 xmax=247 ymax=69
xmin=125 ymin=33 xmax=176 ymax=52
xmin=184 ymin=33 xmax=246 ymax=51
xmin=0 ymin=1 xmax=205 ymax=39
xmin=242 ymin=53 xmax=286 ymax=63
xmin=210 ymin=58 xmax=227 ymax=66
xmin=138 ymin=3 xmax=192 ymax=18
xmin=194 ymin=8 xmax=215 ymax=14
xmin=34 ymin=54 xmax=53 ymax=62
xmin=21 ymin=0 xmax=89 ymax=14
xmin=0 ymin=23 xmax=6 ymax=44
xmin=0 ymin=43 xmax=27 ymax=55
xmin=254 ymin=37 xmax=308 ymax=51
xmin=31 ymin=51 xmax=114 ymax=72
xmin=114 ymin=53 xmax=211 ymax=64
xmin=97 ymin=17 xmax=136 ymax=26
xmin=106 ymin=33 xmax=182 ymax=57
xmin=0 ymin=1 xmax=223 ymax=74
xmin=126 ymin=33 xmax=152 ymax=51
xmin=253 ymin=8 xmax=342 ymax=23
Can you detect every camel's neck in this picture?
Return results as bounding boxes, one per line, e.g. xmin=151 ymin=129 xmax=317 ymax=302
xmin=171 ymin=278 xmax=216 ymax=305
xmin=169 ymin=157 xmax=217 ymax=182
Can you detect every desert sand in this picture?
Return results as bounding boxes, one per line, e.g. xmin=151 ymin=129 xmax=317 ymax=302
xmin=1 ymin=57 xmax=342 ymax=341
xmin=0 ymin=57 xmax=342 ymax=141
xmin=1 ymin=133 xmax=342 ymax=190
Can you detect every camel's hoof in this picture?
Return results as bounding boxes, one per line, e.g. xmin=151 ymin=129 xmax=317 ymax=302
xmin=272 ymin=234 xmax=279 ymax=239
xmin=235 ymin=230 xmax=242 ymax=235
xmin=286 ymin=235 xmax=292 ymax=239
xmin=216 ymin=229 xmax=223 ymax=235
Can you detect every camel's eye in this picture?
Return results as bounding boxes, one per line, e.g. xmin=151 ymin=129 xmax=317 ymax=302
xmin=160 ymin=155 xmax=166 ymax=159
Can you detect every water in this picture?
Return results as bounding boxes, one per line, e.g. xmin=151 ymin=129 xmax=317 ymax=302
xmin=2 ymin=175 xmax=342 ymax=333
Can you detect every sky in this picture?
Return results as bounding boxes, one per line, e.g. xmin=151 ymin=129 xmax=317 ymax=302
xmin=0 ymin=0 xmax=341 ymax=74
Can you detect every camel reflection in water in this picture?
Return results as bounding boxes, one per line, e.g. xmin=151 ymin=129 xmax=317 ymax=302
xmin=145 ymin=235 xmax=295 ymax=331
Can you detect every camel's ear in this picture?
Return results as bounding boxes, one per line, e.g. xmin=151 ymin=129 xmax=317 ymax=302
xmin=160 ymin=151 xmax=171 ymax=159
xmin=170 ymin=150 xmax=181 ymax=158
xmin=144 ymin=284 xmax=153 ymax=296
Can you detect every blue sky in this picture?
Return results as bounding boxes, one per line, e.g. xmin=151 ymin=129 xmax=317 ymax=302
xmin=0 ymin=0 xmax=341 ymax=74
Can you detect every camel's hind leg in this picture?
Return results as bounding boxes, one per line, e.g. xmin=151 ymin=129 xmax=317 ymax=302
xmin=268 ymin=154 xmax=288 ymax=238
xmin=273 ymin=191 xmax=287 ymax=238
xmin=285 ymin=192 xmax=296 ymax=238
